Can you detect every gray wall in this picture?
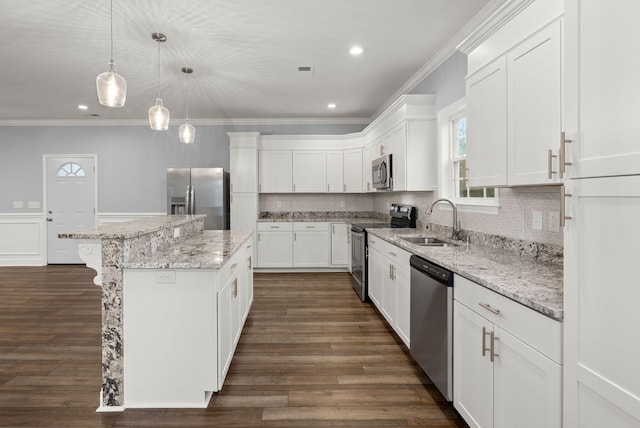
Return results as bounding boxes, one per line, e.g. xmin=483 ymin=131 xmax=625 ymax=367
xmin=0 ymin=123 xmax=365 ymax=213
xmin=410 ymin=51 xmax=467 ymax=110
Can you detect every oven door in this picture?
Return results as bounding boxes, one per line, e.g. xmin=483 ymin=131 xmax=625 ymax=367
xmin=350 ymin=228 xmax=366 ymax=301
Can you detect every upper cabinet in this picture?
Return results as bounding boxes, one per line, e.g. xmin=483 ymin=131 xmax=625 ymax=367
xmin=251 ymin=95 xmax=436 ymax=194
xmin=259 ymin=150 xmax=292 ymax=193
xmin=461 ymin=0 xmax=563 ymax=188
xmin=292 ymin=150 xmax=326 ymax=193
xmin=563 ymin=0 xmax=640 ymax=179
xmin=466 ymin=56 xmax=508 ymax=187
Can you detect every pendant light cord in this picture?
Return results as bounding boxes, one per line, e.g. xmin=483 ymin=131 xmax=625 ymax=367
xmin=109 ymin=0 xmax=114 ymax=65
xmin=157 ymin=42 xmax=161 ymax=98
xmin=185 ymin=73 xmax=190 ymax=119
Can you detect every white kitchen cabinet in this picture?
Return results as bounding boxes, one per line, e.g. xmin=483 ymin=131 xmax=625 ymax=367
xmin=466 ymin=56 xmax=508 ymax=188
xmin=362 ymin=145 xmax=373 ymax=192
xmin=330 ymin=222 xmax=349 ymax=267
xmin=230 ymin=192 xmax=258 ymax=231
xmin=507 ymin=19 xmax=562 ymax=185
xmin=563 ymin=176 xmax=640 ymax=428
xmin=122 ymin=238 xmax=253 ymax=407
xmin=244 ymin=242 xmax=254 ymax=322
xmin=367 ymin=235 xmax=411 ymax=347
xmin=367 ymin=238 xmax=383 ymax=308
xmin=230 ymin=147 xmax=258 ymax=193
xmin=292 ymin=150 xmax=326 ymax=193
xmin=563 ymin=0 xmax=640 ymax=179
xmin=293 ymin=222 xmax=329 ymax=267
xmin=343 ymin=148 xmax=363 ymax=193
xmin=326 ymin=150 xmax=344 ymax=193
xmin=453 ymin=275 xmax=562 ymax=428
xmin=256 ymin=222 xmax=293 ymax=267
xmin=259 ymin=150 xmax=292 ymax=193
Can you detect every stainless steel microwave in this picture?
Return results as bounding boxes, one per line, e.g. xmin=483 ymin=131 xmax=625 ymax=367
xmin=372 ymin=154 xmax=392 ymax=190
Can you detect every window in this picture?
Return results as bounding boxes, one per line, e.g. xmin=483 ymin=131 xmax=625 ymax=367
xmin=437 ymin=99 xmax=497 ymax=209
xmin=56 ymin=162 xmax=85 ymax=177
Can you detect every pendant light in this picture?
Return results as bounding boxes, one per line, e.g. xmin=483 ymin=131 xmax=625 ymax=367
xmin=179 ymin=67 xmax=195 ymax=144
xmin=148 ymin=33 xmax=170 ymax=130
xmin=96 ymin=0 xmax=127 ymax=107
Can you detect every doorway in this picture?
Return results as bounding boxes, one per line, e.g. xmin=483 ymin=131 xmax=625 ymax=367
xmin=44 ymin=155 xmax=97 ymax=264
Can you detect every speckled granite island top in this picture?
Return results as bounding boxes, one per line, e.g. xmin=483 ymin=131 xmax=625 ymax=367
xmin=59 ymin=215 xmax=207 ymax=239
xmin=368 ymin=229 xmax=563 ymax=321
xmin=123 ymin=230 xmax=253 ymax=269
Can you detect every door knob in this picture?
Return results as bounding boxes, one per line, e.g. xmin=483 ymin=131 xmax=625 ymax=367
xmin=48 ymin=210 xmax=52 ymax=214
xmin=46 ymin=218 xmax=53 ymax=222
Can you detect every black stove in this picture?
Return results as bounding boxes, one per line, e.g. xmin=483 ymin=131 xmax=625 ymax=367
xmin=350 ymin=204 xmax=416 ymax=301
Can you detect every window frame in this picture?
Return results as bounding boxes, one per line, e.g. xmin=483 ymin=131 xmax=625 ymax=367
xmin=437 ymin=98 xmax=499 ymax=212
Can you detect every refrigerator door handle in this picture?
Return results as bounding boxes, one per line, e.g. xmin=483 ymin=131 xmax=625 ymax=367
xmin=185 ymin=186 xmax=191 ymax=215
xmin=190 ymin=186 xmax=195 ymax=214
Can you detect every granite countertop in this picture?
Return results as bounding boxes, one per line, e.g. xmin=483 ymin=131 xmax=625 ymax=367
xmin=123 ymin=230 xmax=253 ymax=269
xmin=258 ymin=217 xmax=385 ymax=224
xmin=59 ymin=215 xmax=206 ymax=240
xmin=368 ymin=228 xmax=563 ymax=321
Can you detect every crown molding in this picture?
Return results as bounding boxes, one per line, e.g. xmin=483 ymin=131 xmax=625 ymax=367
xmin=370 ymin=0 xmax=512 ymax=120
xmin=0 ymin=116 xmax=370 ymax=127
xmin=456 ymin=0 xmax=536 ymax=54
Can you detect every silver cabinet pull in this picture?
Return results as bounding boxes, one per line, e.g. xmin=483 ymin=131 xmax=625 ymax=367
xmin=232 ymin=278 xmax=238 ymax=298
xmin=547 ymin=149 xmax=557 ymax=179
xmin=247 ymin=256 xmax=252 ymax=270
xmin=389 ymin=251 xmax=397 ymax=257
xmin=561 ymin=186 xmax=573 ymax=227
xmin=491 ymin=333 xmax=499 ymax=362
xmin=327 ymin=183 xmax=330 ymax=192
xmin=46 ymin=217 xmax=53 ymax=222
xmin=343 ymin=184 xmax=346 ymax=192
xmin=559 ymin=131 xmax=573 ymax=178
xmin=482 ymin=327 xmax=491 ymax=357
xmin=230 ymin=263 xmax=238 ymax=271
xmin=478 ymin=302 xmax=500 ymax=315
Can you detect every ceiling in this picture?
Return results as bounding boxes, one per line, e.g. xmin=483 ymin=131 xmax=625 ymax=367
xmin=0 ymin=0 xmax=499 ymax=124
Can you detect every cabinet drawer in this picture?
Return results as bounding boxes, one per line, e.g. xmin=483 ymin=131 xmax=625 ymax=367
xmin=454 ymin=274 xmax=562 ymax=363
xmin=257 ymin=222 xmax=293 ymax=232
xmin=293 ymin=222 xmax=329 ymax=231
xmin=218 ymin=252 xmax=242 ymax=289
xmin=372 ymin=236 xmax=411 ymax=265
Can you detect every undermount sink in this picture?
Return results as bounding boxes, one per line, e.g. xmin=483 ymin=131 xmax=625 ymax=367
xmin=399 ymin=236 xmax=457 ymax=247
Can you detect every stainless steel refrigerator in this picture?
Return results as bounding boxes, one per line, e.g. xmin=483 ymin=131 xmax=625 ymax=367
xmin=167 ymin=168 xmax=230 ymax=230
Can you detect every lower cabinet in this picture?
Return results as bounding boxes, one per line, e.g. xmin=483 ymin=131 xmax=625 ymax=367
xmin=122 ymin=239 xmax=253 ymax=408
xmin=256 ymin=222 xmax=293 ymax=267
xmin=330 ymin=222 xmax=349 ymax=267
xmin=367 ymin=235 xmax=411 ymax=347
xmin=453 ymin=274 xmax=562 ymax=428
xmin=256 ymin=221 xmax=350 ymax=269
xmin=293 ymin=222 xmax=329 ymax=267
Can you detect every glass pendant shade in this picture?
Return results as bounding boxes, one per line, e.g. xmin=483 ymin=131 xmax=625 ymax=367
xmin=148 ymin=98 xmax=170 ymax=130
xmin=179 ymin=119 xmax=195 ymax=144
xmin=96 ymin=62 xmax=127 ymax=107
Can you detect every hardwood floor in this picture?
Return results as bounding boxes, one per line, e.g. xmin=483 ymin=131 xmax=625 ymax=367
xmin=0 ymin=266 xmax=467 ymax=427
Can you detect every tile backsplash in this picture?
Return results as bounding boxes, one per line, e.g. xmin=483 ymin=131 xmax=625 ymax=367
xmin=258 ymin=186 xmax=562 ymax=247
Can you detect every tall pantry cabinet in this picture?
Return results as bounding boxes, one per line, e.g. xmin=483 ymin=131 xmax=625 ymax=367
xmin=562 ymin=0 xmax=640 ymax=426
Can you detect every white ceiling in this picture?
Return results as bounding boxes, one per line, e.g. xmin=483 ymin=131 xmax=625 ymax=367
xmin=0 ymin=0 xmax=500 ymax=124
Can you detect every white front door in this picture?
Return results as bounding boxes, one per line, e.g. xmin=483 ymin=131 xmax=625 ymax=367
xmin=45 ymin=156 xmax=96 ymax=264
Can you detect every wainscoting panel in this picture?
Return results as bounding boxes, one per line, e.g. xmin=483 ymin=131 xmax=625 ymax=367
xmin=0 ymin=214 xmax=46 ymax=266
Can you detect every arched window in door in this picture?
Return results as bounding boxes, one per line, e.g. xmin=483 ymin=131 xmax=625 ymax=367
xmin=56 ymin=162 xmax=86 ymax=177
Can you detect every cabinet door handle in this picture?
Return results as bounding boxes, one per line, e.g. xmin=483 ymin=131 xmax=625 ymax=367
xmin=293 ymin=183 xmax=296 ymax=192
xmin=294 ymin=232 xmax=296 ymax=241
xmin=232 ymin=279 xmax=238 ymax=298
xmin=230 ymin=263 xmax=238 ymax=271
xmin=482 ymin=327 xmax=491 ymax=358
xmin=491 ymin=333 xmax=499 ymax=362
xmin=478 ymin=302 xmax=500 ymax=315
xmin=561 ymin=186 xmax=573 ymax=227
xmin=547 ymin=149 xmax=557 ymax=179
xmin=343 ymin=184 xmax=346 ymax=192
xmin=389 ymin=251 xmax=397 ymax=257
xmin=247 ymin=256 xmax=252 ymax=270
xmin=559 ymin=131 xmax=573 ymax=178
xmin=258 ymin=183 xmax=261 ymax=192
xmin=327 ymin=184 xmax=330 ymax=192
xmin=257 ymin=232 xmax=260 ymax=242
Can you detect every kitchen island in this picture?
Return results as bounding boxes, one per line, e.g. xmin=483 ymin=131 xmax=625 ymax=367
xmin=60 ymin=215 xmax=253 ymax=410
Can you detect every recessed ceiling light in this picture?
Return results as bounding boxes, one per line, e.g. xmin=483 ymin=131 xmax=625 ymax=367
xmin=78 ymin=104 xmax=89 ymax=110
xmin=328 ymin=103 xmax=337 ymax=109
xmin=349 ymin=46 xmax=364 ymax=55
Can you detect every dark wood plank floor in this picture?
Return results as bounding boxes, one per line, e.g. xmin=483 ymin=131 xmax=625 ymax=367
xmin=0 ymin=266 xmax=467 ymax=427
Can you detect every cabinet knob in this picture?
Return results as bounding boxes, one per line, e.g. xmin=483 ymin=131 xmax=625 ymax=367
xmin=46 ymin=217 xmax=53 ymax=222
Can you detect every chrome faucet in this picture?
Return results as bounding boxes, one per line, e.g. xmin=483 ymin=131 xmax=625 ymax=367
xmin=425 ymin=198 xmax=461 ymax=240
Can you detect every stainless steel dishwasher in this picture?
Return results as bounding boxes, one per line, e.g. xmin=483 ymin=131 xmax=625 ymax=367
xmin=410 ymin=255 xmax=453 ymax=401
